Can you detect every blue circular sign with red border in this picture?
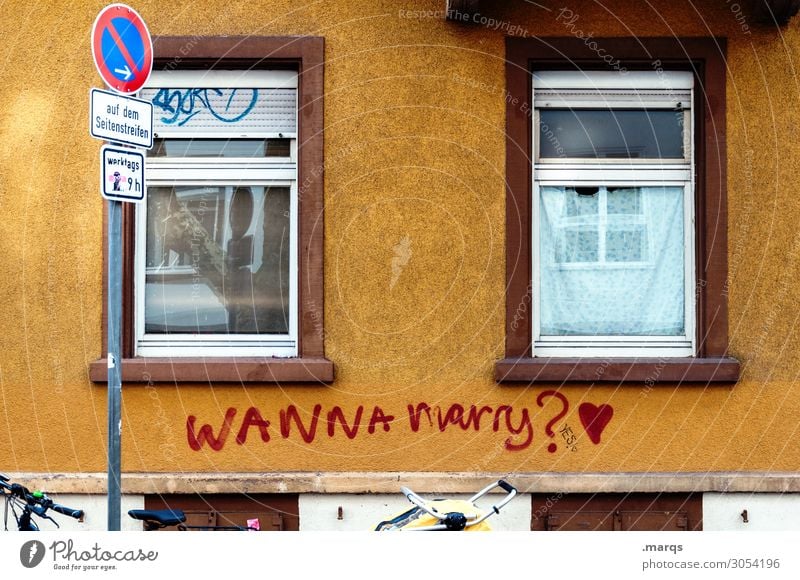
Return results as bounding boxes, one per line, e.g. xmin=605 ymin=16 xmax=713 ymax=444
xmin=91 ymin=4 xmax=153 ymax=94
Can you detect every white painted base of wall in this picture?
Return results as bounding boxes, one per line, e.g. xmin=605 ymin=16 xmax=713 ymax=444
xmin=1 ymin=494 xmax=144 ymax=532
xmin=298 ymin=494 xmax=532 ymax=531
xmin=5 ymin=492 xmax=799 ymax=531
xmin=703 ymin=493 xmax=800 ymax=531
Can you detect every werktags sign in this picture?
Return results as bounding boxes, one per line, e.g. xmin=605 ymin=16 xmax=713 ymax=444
xmin=100 ymin=145 xmax=145 ymax=203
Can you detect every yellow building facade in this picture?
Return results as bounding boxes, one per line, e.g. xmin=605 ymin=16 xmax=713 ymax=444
xmin=1 ymin=0 xmax=799 ymax=530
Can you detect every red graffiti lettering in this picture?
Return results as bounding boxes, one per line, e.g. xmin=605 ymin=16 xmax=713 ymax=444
xmin=493 ymin=406 xmax=534 ymax=451
xmin=327 ymin=406 xmax=363 ymax=439
xmin=235 ymin=407 xmax=271 ymax=445
xmin=437 ymin=404 xmax=464 ymax=431
xmin=459 ymin=405 xmax=493 ymax=430
xmin=280 ymin=404 xmax=322 ymax=443
xmin=492 ymin=406 xmax=512 ymax=432
xmin=368 ymin=406 xmax=394 ymax=434
xmin=187 ymin=408 xmax=237 ymax=451
xmin=182 ymin=393 xmax=612 ymax=455
xmin=407 ymin=402 xmax=433 ymax=432
xmin=434 ymin=405 xmax=493 ymax=431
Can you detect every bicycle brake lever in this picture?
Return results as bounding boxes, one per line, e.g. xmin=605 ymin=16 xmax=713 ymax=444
xmin=30 ymin=505 xmax=59 ymax=528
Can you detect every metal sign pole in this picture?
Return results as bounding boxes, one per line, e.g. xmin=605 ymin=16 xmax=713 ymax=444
xmin=91 ymin=4 xmax=153 ymax=532
xmin=107 ymin=198 xmax=122 ymax=531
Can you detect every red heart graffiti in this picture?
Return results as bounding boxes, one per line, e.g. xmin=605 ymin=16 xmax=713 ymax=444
xmin=579 ymin=403 xmax=614 ymax=445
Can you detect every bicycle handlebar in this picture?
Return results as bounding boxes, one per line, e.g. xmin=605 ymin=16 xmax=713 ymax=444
xmin=498 ymin=480 xmax=516 ymax=494
xmin=50 ymin=503 xmax=85 ymax=520
xmin=397 ymin=479 xmax=518 ymax=530
xmin=0 ymin=473 xmax=84 ymax=521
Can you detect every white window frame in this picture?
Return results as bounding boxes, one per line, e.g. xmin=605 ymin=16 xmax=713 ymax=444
xmin=532 ymin=70 xmax=695 ymax=358
xmin=135 ymin=70 xmax=299 ymax=357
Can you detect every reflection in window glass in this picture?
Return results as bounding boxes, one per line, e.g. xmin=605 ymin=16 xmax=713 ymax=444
xmin=150 ymin=139 xmax=291 ymax=158
xmin=144 ymin=185 xmax=290 ymax=334
xmin=539 ymin=109 xmax=685 ymax=159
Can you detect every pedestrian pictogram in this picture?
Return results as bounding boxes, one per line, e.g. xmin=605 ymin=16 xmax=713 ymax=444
xmin=91 ymin=4 xmax=153 ymax=94
xmin=100 ymin=145 xmax=146 ymax=203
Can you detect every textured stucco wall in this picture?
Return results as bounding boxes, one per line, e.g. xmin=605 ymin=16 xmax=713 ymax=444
xmin=1 ymin=1 xmax=799 ymax=479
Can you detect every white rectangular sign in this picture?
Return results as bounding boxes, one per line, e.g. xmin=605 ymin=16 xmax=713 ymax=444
xmin=90 ymin=88 xmax=153 ymax=149
xmin=101 ymin=145 xmax=146 ymax=203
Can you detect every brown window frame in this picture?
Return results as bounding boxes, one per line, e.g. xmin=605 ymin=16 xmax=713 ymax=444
xmin=90 ymin=36 xmax=332 ymax=384
xmin=496 ymin=37 xmax=740 ymax=384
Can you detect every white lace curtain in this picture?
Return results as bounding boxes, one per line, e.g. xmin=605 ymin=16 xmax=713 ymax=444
xmin=539 ymin=186 xmax=685 ymax=337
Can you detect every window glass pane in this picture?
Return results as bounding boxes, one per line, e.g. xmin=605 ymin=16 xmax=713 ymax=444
xmin=539 ymin=186 xmax=685 ymax=336
xmin=560 ymin=229 xmax=599 ymax=263
xmin=606 ymin=228 xmax=646 ymax=262
xmin=606 ymin=187 xmax=642 ymax=214
xmin=565 ymin=189 xmax=599 ymax=216
xmin=538 ymin=109 xmax=684 ymax=159
xmin=150 ymin=138 xmax=291 ymax=158
xmin=144 ymin=185 xmax=291 ymax=334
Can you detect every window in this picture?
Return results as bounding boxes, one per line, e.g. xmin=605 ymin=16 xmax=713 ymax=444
xmin=90 ymin=36 xmax=332 ymax=383
xmin=497 ymin=37 xmax=739 ymax=383
xmin=533 ymin=71 xmax=694 ymax=358
xmin=137 ymin=70 xmax=298 ymax=357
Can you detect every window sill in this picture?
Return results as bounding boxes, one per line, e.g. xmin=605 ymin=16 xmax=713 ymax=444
xmin=495 ymin=357 xmax=740 ymax=384
xmin=89 ymin=357 xmax=334 ymax=384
